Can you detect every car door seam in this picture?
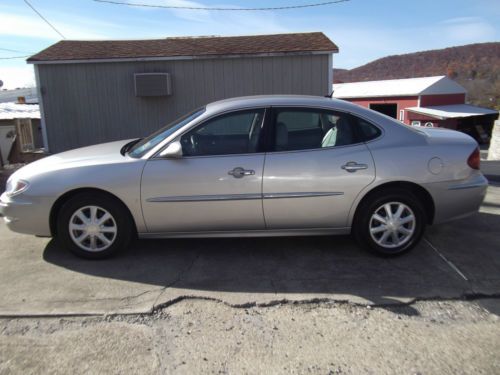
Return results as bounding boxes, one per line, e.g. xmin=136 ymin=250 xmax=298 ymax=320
xmin=139 ymin=160 xmax=151 ymax=233
xmin=261 ymin=152 xmax=268 ymax=229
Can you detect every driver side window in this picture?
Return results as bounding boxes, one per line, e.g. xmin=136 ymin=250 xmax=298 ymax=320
xmin=180 ymin=109 xmax=265 ymax=156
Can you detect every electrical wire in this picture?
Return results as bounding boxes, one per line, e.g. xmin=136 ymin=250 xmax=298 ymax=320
xmin=93 ymin=0 xmax=350 ymax=11
xmin=23 ymin=0 xmax=66 ymax=39
xmin=0 ymin=55 xmax=32 ymax=60
xmin=0 ymin=47 xmax=33 ymax=54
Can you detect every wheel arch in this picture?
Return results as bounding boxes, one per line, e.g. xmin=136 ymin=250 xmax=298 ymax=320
xmin=49 ymin=187 xmax=138 ymax=237
xmin=351 ymin=181 xmax=435 ymax=226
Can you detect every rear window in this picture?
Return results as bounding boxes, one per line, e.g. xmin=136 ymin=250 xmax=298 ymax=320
xmin=352 ymin=116 xmax=382 ymax=141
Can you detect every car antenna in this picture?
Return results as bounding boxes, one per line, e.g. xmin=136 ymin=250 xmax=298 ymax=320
xmin=324 ymin=89 xmax=334 ymax=98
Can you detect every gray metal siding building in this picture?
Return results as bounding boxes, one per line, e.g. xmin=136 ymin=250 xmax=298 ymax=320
xmin=28 ymin=33 xmax=338 ymax=153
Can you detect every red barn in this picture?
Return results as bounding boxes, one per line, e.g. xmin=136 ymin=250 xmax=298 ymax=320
xmin=332 ymin=76 xmax=498 ymax=142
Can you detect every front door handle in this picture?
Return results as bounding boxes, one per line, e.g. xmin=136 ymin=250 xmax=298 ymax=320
xmin=228 ymin=167 xmax=255 ymax=178
xmin=341 ymin=162 xmax=368 ymax=173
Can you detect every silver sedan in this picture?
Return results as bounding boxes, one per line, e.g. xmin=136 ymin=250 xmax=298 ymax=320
xmin=0 ymin=96 xmax=488 ymax=258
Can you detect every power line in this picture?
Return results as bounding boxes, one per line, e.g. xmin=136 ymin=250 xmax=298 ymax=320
xmin=93 ymin=0 xmax=350 ymax=11
xmin=0 ymin=47 xmax=33 ymax=54
xmin=23 ymin=0 xmax=66 ymax=39
xmin=0 ymin=55 xmax=32 ymax=60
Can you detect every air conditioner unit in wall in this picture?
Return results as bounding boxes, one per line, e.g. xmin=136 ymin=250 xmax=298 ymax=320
xmin=134 ymin=73 xmax=172 ymax=97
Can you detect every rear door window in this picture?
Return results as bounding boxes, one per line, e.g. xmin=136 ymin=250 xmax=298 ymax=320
xmin=271 ymin=108 xmax=357 ymax=151
xmin=353 ymin=116 xmax=382 ymax=141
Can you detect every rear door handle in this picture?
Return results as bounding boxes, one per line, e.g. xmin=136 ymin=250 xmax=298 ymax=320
xmin=341 ymin=162 xmax=368 ymax=172
xmin=228 ymin=167 xmax=255 ymax=178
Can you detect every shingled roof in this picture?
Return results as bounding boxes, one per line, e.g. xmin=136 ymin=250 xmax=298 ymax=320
xmin=28 ymin=32 xmax=338 ymax=63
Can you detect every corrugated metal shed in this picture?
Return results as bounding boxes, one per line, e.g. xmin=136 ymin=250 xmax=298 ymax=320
xmin=28 ymin=32 xmax=338 ymax=152
xmin=332 ymin=76 xmax=467 ymax=99
xmin=0 ymin=103 xmax=40 ymax=120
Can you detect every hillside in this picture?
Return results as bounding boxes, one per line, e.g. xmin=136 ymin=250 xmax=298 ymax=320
xmin=333 ymin=43 xmax=500 ymax=109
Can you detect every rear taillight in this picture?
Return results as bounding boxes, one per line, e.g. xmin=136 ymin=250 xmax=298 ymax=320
xmin=467 ymin=147 xmax=480 ymax=170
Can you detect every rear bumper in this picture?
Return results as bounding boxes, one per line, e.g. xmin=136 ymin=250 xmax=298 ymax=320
xmin=423 ymin=173 xmax=488 ymax=225
xmin=0 ymin=192 xmax=53 ymax=237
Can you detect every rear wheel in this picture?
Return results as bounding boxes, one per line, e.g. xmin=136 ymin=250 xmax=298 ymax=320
xmin=56 ymin=193 xmax=133 ymax=259
xmin=353 ymin=189 xmax=426 ymax=256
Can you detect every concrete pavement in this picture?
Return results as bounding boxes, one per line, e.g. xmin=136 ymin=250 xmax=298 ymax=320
xmin=0 ymin=185 xmax=499 ymax=317
xmin=482 ymin=160 xmax=500 ymax=182
xmin=2 ymin=299 xmax=499 ymax=375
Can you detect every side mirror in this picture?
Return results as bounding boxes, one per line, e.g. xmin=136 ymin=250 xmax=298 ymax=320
xmin=160 ymin=141 xmax=183 ymax=158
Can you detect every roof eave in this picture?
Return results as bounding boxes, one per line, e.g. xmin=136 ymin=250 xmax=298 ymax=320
xmin=27 ymin=49 xmax=338 ymax=65
xmin=333 ymin=93 xmax=420 ymax=99
xmin=405 ymin=108 xmax=446 ymax=120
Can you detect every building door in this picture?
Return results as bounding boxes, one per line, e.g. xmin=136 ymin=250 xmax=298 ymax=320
xmin=370 ymin=103 xmax=398 ymax=119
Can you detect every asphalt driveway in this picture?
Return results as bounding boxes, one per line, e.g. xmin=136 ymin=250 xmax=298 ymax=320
xmin=0 ymin=185 xmax=499 ymax=317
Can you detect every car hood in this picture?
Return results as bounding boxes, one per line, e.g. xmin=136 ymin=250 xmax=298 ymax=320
xmin=13 ymin=139 xmax=137 ymax=180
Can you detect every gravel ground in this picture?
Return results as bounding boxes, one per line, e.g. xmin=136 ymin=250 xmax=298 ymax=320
xmin=1 ymin=299 xmax=499 ymax=374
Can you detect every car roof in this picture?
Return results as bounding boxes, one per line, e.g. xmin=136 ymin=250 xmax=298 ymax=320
xmin=205 ymin=95 xmax=359 ymax=113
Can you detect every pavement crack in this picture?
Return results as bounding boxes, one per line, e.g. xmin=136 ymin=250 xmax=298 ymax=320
xmin=151 ymin=292 xmax=500 ymax=314
xmin=16 ymin=288 xmax=164 ymax=306
xmin=424 ymin=237 xmax=469 ymax=281
xmin=151 ymin=251 xmax=202 ymax=311
xmin=2 ymin=293 xmax=500 ymax=319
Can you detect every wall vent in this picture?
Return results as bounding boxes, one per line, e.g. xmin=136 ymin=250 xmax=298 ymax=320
xmin=134 ymin=73 xmax=172 ymax=97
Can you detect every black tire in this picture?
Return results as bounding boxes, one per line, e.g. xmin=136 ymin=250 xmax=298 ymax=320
xmin=353 ymin=188 xmax=426 ymax=256
xmin=56 ymin=192 xmax=133 ymax=259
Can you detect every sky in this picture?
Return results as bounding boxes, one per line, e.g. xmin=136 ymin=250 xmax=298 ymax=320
xmin=0 ymin=0 xmax=499 ymax=89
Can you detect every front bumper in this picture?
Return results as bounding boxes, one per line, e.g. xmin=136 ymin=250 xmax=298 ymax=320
xmin=423 ymin=172 xmax=489 ymax=225
xmin=0 ymin=192 xmax=53 ymax=237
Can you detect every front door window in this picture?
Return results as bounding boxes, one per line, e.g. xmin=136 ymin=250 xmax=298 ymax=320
xmin=180 ymin=109 xmax=265 ymax=156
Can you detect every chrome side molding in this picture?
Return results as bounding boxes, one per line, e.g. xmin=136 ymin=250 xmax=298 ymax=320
xmin=147 ymin=191 xmax=344 ymax=203
xmin=147 ymin=194 xmax=262 ymax=203
xmin=262 ymin=192 xmax=344 ymax=199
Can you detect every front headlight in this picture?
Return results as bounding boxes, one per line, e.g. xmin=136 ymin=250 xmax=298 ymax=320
xmin=5 ymin=179 xmax=29 ymax=197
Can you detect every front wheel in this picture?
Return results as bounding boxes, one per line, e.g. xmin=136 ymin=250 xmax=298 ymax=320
xmin=353 ymin=189 xmax=426 ymax=256
xmin=56 ymin=193 xmax=133 ymax=259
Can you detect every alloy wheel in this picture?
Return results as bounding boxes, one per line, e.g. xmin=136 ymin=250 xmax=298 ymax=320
xmin=369 ymin=202 xmax=416 ymax=249
xmin=68 ymin=205 xmax=117 ymax=252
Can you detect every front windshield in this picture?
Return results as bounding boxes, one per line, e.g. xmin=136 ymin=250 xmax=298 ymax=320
xmin=128 ymin=107 xmax=206 ymax=158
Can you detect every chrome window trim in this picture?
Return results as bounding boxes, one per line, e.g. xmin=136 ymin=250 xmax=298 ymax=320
xmin=152 ymin=151 xmax=267 ymax=160
xmin=261 ymin=141 xmax=369 ymax=156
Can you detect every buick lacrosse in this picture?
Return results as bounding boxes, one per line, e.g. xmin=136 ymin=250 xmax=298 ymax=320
xmin=0 ymin=96 xmax=487 ymax=258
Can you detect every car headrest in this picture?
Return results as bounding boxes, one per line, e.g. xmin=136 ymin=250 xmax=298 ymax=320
xmin=275 ymin=122 xmax=288 ymax=151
